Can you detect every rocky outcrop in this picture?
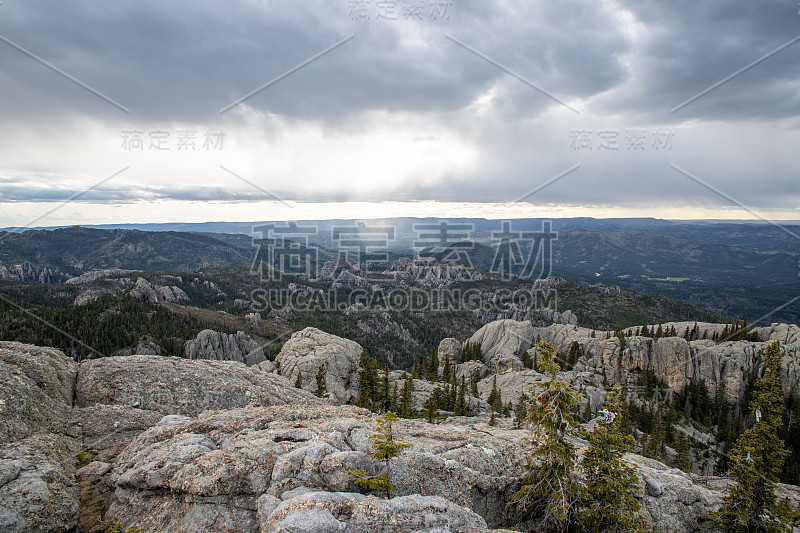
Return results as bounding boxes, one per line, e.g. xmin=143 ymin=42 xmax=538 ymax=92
xmin=65 ymin=268 xmax=134 ymax=284
xmin=0 ymin=342 xmax=80 ymax=532
xmin=261 ymin=491 xmax=507 ymax=533
xmin=184 ymin=329 xmax=267 ymax=366
xmin=387 ymin=371 xmax=483 ymax=414
xmin=0 ymin=434 xmax=80 ymax=533
xmin=111 ymin=335 xmax=163 ymax=357
xmin=0 ymin=261 xmax=62 ymax=283
xmin=74 ymin=287 xmax=114 ymax=306
xmin=103 ymin=405 xmax=525 ymax=530
xmin=128 ymin=276 xmax=189 ymax=304
xmin=275 ymin=328 xmax=362 ymax=404
xmin=0 ymin=342 xmax=77 ymax=443
xmin=99 ymin=403 xmax=735 ymax=532
xmin=438 ymin=338 xmax=461 ymax=366
xmin=75 ymin=355 xmax=323 ymax=417
xmin=534 ymin=323 xmax=800 ymax=402
xmin=465 ymin=320 xmax=534 ymax=371
xmin=456 ymin=360 xmax=488 ymax=382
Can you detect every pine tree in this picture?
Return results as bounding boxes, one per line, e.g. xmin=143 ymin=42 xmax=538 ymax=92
xmin=644 ymin=403 xmax=666 ymax=460
xmin=708 ymin=341 xmax=793 ymax=532
xmin=673 ymin=432 xmax=691 ymax=472
xmin=455 ymin=376 xmax=467 ymax=416
xmin=390 ymin=382 xmax=399 ymax=412
xmin=426 ymin=348 xmax=439 ymax=382
xmin=400 ymin=373 xmax=414 ymax=418
xmin=449 ymin=368 xmax=457 ymax=407
xmin=294 ymin=370 xmax=303 ymax=389
xmin=424 ymin=392 xmax=437 ymax=423
xmin=581 ymin=401 xmax=592 ymax=423
xmin=379 ymin=367 xmax=391 ymax=411
xmin=513 ymin=393 xmax=528 ymax=429
xmin=315 ymin=365 xmax=327 ymax=398
xmin=349 ymin=411 xmax=412 ymax=498
xmin=441 ymin=355 xmax=451 ymax=381
xmin=470 ymin=372 xmax=479 ymax=397
xmin=487 ymin=375 xmax=499 ymax=408
xmin=357 ymin=349 xmax=379 ymax=409
xmin=488 ymin=407 xmax=497 ymax=427
xmin=521 ymin=349 xmax=533 ymax=369
xmin=412 ymin=353 xmax=424 ymax=379
xmin=511 ymin=341 xmax=583 ymax=531
xmin=577 ymin=384 xmax=653 ymax=533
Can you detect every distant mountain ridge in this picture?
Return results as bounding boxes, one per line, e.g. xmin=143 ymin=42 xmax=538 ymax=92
xmin=0 ymin=227 xmax=253 ymax=281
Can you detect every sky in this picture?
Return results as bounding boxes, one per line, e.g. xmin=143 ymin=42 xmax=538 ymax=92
xmin=1 ymin=0 xmax=799 ymax=227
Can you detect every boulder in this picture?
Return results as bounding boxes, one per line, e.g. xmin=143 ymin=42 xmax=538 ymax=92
xmin=100 ymin=403 xmax=731 ymax=532
xmin=261 ymin=491 xmax=505 ymax=533
xmin=465 ymin=320 xmax=534 ymax=368
xmin=0 ymin=433 xmax=80 ymax=533
xmin=455 ymin=360 xmax=488 ymax=382
xmin=0 ymin=342 xmax=77 ymax=444
xmin=437 ymin=338 xmax=461 ymax=366
xmin=128 ymin=277 xmax=188 ymax=304
xmin=104 ymin=405 xmax=526 ymax=530
xmin=184 ymin=329 xmax=267 ymax=366
xmin=275 ymin=328 xmax=362 ymax=404
xmin=75 ymin=355 xmax=322 ymax=417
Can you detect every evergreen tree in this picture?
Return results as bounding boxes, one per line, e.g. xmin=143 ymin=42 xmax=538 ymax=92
xmin=566 ymin=341 xmax=581 ymax=369
xmin=424 ymin=392 xmax=437 ymax=423
xmin=294 ymin=370 xmax=303 ymax=389
xmin=390 ymin=382 xmax=399 ymax=412
xmin=379 ymin=367 xmax=391 ymax=411
xmin=644 ymin=403 xmax=667 ymax=460
xmin=349 ymin=411 xmax=412 ymax=498
xmin=708 ymin=341 xmax=793 ymax=532
xmin=488 ymin=406 xmax=497 ymax=427
xmin=455 ymin=376 xmax=467 ymax=416
xmin=488 ymin=375 xmax=503 ymax=413
xmin=400 ymin=373 xmax=414 ymax=418
xmin=511 ymin=341 xmax=583 ymax=531
xmin=412 ymin=353 xmax=424 ymax=379
xmin=487 ymin=375 xmax=499 ymax=409
xmin=357 ymin=349 xmax=378 ymax=409
xmin=470 ymin=372 xmax=479 ymax=397
xmin=577 ymin=384 xmax=653 ymax=533
xmin=514 ymin=393 xmax=528 ymax=429
xmin=673 ymin=432 xmax=691 ymax=472
xmin=441 ymin=355 xmax=451 ymax=382
xmin=315 ymin=365 xmax=327 ymax=398
xmin=521 ymin=349 xmax=533 ymax=369
xmin=426 ymin=348 xmax=439 ymax=382
xmin=449 ymin=368 xmax=458 ymax=407
xmin=581 ymin=401 xmax=592 ymax=423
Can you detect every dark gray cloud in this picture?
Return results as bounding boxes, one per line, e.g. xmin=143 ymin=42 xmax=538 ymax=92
xmin=0 ymin=0 xmax=798 ymax=215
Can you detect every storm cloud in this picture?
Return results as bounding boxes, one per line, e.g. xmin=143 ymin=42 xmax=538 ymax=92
xmin=0 ymin=0 xmax=798 ymax=224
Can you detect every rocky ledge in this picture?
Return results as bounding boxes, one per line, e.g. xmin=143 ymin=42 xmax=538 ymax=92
xmin=1 ymin=326 xmax=799 ymax=532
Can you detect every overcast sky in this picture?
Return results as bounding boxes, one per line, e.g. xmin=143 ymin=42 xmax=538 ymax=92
xmin=1 ymin=0 xmax=799 ymax=226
